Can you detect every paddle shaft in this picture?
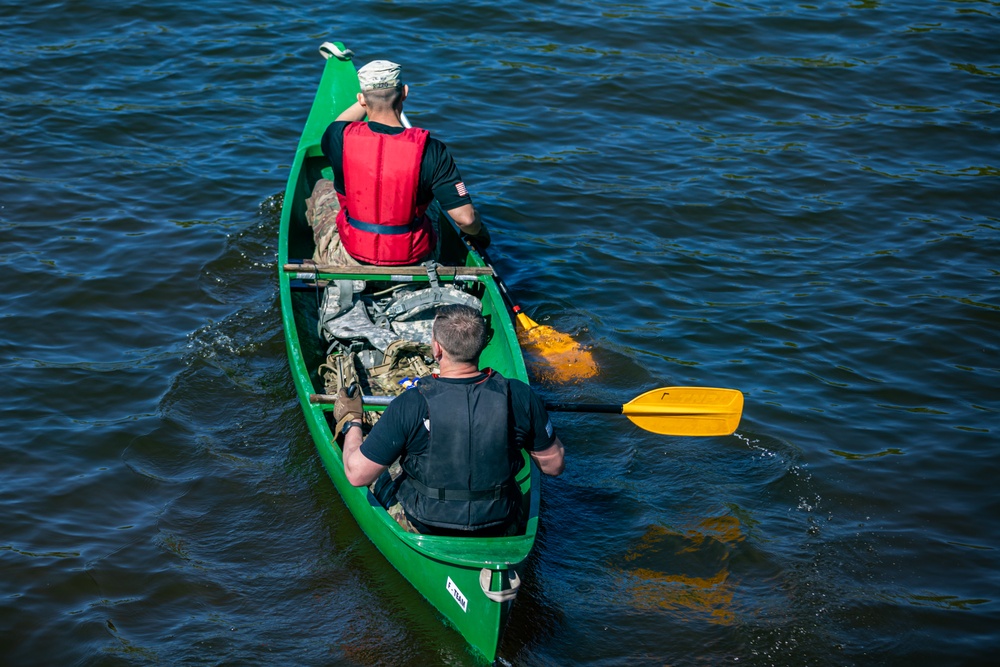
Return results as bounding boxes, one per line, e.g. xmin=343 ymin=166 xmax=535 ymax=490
xmin=479 ymin=252 xmax=528 ymax=320
xmin=544 ymin=402 xmax=622 ymax=415
xmin=309 ymin=394 xmax=622 ymax=415
xmin=362 ymin=395 xmax=623 ymax=414
xmin=459 ymin=235 xmax=532 ymax=325
xmin=318 ymin=394 xmax=619 ymax=413
xmin=547 ymin=402 xmax=740 ymax=417
xmin=324 ymin=395 xmax=725 ymax=417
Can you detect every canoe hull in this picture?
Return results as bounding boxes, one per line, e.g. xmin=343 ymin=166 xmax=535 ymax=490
xmin=278 ymin=44 xmax=537 ymax=661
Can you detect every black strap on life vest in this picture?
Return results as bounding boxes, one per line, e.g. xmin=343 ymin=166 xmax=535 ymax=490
xmin=405 ymin=475 xmax=511 ymax=502
xmin=346 ymin=215 xmax=424 ymax=235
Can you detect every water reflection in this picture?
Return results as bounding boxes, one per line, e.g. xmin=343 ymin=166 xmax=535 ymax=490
xmin=615 ymin=516 xmax=745 ymax=625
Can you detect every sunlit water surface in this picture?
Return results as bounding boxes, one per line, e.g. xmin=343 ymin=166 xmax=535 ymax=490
xmin=2 ymin=1 xmax=998 ymax=665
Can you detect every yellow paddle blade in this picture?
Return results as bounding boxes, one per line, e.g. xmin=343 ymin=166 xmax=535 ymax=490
xmin=515 ymin=312 xmax=599 ymax=383
xmin=622 ymin=387 xmax=744 ymax=436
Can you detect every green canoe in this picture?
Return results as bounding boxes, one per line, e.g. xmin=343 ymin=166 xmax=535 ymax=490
xmin=277 ymin=42 xmax=539 ymax=661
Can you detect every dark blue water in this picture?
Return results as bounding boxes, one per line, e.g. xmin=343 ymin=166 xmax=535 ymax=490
xmin=2 ymin=1 xmax=998 ymax=664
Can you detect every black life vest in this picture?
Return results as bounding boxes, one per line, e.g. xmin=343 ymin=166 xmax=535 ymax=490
xmin=396 ymin=372 xmax=520 ymax=531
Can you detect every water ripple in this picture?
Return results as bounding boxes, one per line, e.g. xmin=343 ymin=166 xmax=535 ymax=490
xmin=2 ymin=0 xmax=1000 ymax=664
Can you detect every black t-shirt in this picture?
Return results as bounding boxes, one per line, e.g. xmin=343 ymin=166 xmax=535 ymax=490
xmin=360 ymin=372 xmax=557 ymax=467
xmin=320 ymin=120 xmax=472 ymax=211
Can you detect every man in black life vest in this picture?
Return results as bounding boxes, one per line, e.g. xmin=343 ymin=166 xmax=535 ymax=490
xmin=335 ymin=304 xmax=565 ymax=536
xmin=313 ymin=59 xmax=491 ymax=266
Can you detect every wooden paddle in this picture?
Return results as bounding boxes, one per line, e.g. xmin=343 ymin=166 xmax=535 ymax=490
xmin=311 ymin=386 xmax=743 ymax=437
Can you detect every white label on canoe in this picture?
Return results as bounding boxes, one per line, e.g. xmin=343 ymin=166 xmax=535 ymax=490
xmin=446 ymin=576 xmax=468 ymax=613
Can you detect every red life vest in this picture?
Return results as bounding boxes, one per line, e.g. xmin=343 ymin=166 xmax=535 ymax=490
xmin=335 ymin=122 xmax=436 ymax=265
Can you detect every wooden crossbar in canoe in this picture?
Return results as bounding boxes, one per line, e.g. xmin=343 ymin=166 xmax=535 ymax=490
xmin=283 ymin=260 xmax=494 ymax=280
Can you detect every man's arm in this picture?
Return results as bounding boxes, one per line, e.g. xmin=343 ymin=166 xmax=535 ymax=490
xmin=514 ymin=380 xmax=564 ymax=475
xmin=447 ymin=203 xmax=483 ymax=235
xmin=449 ymin=204 xmax=492 ymax=250
xmin=424 ymin=140 xmax=487 ymax=241
xmin=335 ymin=99 xmax=367 ymax=123
xmin=343 ymin=422 xmax=387 ymax=486
xmin=530 ymin=436 xmax=565 ymax=476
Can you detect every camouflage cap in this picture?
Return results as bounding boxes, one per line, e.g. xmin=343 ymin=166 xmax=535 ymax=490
xmin=357 ymin=60 xmax=403 ymax=91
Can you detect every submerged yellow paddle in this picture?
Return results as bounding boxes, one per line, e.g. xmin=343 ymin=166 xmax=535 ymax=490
xmin=510 ymin=303 xmax=600 ymax=383
xmin=467 ymin=241 xmax=599 ymax=383
xmin=316 ymin=386 xmax=743 ymax=437
xmin=544 ymin=386 xmax=744 ymax=436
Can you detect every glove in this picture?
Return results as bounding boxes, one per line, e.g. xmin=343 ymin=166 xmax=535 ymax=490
xmin=334 ymin=386 xmax=363 ymax=424
xmin=466 ymin=223 xmax=491 ymax=250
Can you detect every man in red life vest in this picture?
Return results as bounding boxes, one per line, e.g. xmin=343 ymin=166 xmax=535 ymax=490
xmin=315 ymin=60 xmax=491 ymax=266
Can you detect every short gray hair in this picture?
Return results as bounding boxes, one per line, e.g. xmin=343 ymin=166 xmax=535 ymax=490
xmin=432 ymin=305 xmax=488 ymax=364
xmin=362 ymin=86 xmax=405 ymax=113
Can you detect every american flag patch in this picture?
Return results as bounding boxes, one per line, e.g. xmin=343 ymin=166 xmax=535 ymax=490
xmin=455 ymin=181 xmax=468 ymax=197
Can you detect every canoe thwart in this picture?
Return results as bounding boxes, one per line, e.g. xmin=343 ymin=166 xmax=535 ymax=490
xmin=284 ymin=260 xmax=494 ymax=277
xmin=312 ymin=393 xmax=394 ymax=406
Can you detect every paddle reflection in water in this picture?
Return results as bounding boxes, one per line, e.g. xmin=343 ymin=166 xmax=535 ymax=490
xmin=614 ymin=517 xmax=746 ymax=625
